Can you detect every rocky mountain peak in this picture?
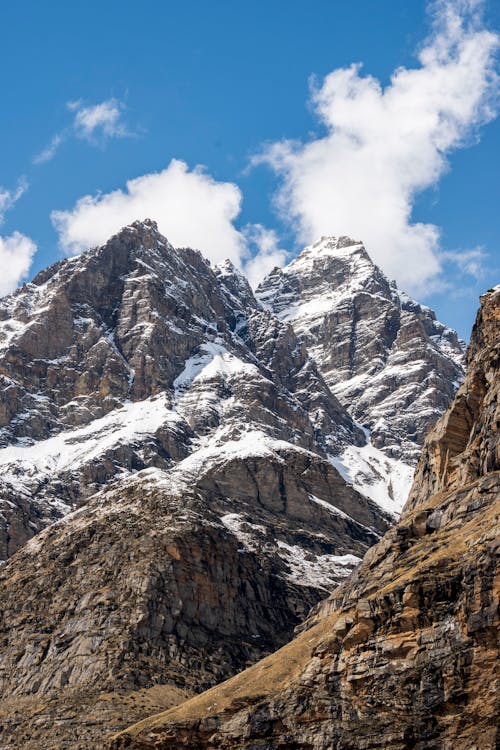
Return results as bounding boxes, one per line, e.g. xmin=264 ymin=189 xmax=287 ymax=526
xmin=0 ymin=221 xmax=373 ymax=564
xmin=255 ymin=236 xmax=465 ymax=509
xmin=214 ymin=258 xmax=260 ymax=314
xmin=116 ymin=283 xmax=500 ymax=750
xmin=295 ymin=234 xmax=366 ymax=261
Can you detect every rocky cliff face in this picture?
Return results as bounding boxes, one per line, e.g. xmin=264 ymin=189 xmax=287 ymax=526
xmin=0 ymin=230 xmax=464 ymax=563
xmin=257 ymin=236 xmax=465 ymax=504
xmin=0 ymin=221 xmax=365 ymax=561
xmin=0 ymin=221 xmax=393 ymax=749
xmin=115 ymin=285 xmax=499 ymax=750
xmin=0 ymin=223 xmax=467 ymax=749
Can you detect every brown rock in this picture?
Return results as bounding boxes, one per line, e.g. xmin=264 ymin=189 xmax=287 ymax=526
xmin=115 ymin=286 xmax=499 ymax=750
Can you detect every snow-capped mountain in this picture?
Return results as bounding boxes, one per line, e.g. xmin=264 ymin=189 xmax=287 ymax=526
xmin=0 ymin=225 xmax=464 ymax=563
xmin=257 ymin=235 xmax=465 ymax=507
xmin=0 ymin=221 xmax=466 ymax=748
xmin=0 ymin=221 xmax=373 ymax=568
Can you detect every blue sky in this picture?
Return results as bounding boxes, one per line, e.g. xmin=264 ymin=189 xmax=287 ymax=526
xmin=0 ymin=0 xmax=499 ymax=339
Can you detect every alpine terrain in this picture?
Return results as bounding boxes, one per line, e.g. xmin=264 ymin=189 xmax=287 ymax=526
xmin=113 ymin=284 xmax=500 ymax=750
xmin=0 ymin=221 xmax=467 ymax=748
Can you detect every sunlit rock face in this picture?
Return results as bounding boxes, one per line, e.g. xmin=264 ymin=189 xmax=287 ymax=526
xmin=257 ymin=235 xmax=465 ymax=508
xmin=113 ymin=286 xmax=499 ymax=750
xmin=0 ymin=223 xmax=467 ymax=749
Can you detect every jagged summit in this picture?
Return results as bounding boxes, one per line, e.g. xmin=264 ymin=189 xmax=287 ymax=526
xmin=114 ymin=285 xmax=499 ymax=750
xmin=295 ymin=234 xmax=365 ymax=258
xmin=0 ymin=220 xmax=373 ymax=566
xmin=256 ymin=235 xmax=465 ymax=508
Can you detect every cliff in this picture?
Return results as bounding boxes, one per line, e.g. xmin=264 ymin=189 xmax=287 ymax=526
xmin=113 ymin=285 xmax=499 ymax=749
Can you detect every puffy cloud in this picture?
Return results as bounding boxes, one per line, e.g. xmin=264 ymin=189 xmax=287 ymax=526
xmin=0 ymin=232 xmax=37 ymax=297
xmin=51 ymin=159 xmax=287 ymax=282
xmin=254 ymin=0 xmax=499 ymax=295
xmin=52 ymin=159 xmax=244 ymax=263
xmin=34 ymin=98 xmax=131 ymax=164
xmin=242 ymin=224 xmax=288 ymax=288
xmin=68 ymin=98 xmax=129 ymax=141
xmin=0 ymin=180 xmax=37 ymax=296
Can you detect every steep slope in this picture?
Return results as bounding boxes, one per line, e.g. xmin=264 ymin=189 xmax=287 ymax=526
xmin=0 ymin=221 xmax=364 ymax=561
xmin=0 ymin=222 xmax=392 ymax=749
xmin=257 ymin=236 xmax=465 ymax=506
xmin=116 ymin=285 xmax=499 ymax=750
xmin=0 ymin=438 xmax=388 ymax=749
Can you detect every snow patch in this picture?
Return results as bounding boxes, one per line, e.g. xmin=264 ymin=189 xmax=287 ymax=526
xmin=220 ymin=513 xmax=266 ymax=551
xmin=0 ymin=394 xmax=180 ymax=490
xmin=276 ymin=540 xmax=360 ymax=591
xmin=329 ymin=439 xmax=414 ymax=516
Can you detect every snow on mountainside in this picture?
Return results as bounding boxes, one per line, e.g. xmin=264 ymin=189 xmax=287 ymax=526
xmin=0 ymin=222 xmax=468 ymax=748
xmin=0 ymin=226 xmax=464 ymax=567
xmin=256 ymin=235 xmax=465 ymax=509
xmin=0 ymin=221 xmax=379 ymax=585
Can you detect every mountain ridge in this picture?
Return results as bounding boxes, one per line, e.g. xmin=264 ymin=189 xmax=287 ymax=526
xmin=0 ymin=221 xmax=469 ymax=749
xmin=112 ymin=284 xmax=499 ymax=750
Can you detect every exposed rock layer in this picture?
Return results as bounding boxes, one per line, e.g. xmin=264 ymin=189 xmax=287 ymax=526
xmin=114 ymin=286 xmax=499 ymax=750
xmin=0 ymin=221 xmax=365 ymax=560
xmin=257 ymin=236 xmax=465 ymax=462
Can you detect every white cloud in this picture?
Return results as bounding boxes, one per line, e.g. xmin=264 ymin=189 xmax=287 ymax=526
xmin=0 ymin=232 xmax=37 ymax=297
xmin=68 ymin=98 xmax=129 ymax=141
xmin=52 ymin=159 xmax=242 ymax=262
xmin=442 ymin=246 xmax=487 ymax=281
xmin=0 ymin=180 xmax=36 ymax=297
xmin=242 ymin=224 xmax=288 ymax=287
xmin=34 ymin=98 xmax=131 ymax=164
xmin=0 ymin=179 xmax=28 ymax=218
xmin=254 ymin=0 xmax=499 ymax=295
xmin=33 ymin=134 xmax=65 ymax=165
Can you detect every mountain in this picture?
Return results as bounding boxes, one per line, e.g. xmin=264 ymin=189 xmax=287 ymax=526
xmin=0 ymin=221 xmax=391 ymax=749
xmin=257 ymin=236 xmax=465 ymax=507
xmin=0 ymin=232 xmax=464 ymax=563
xmin=0 ymin=222 xmax=466 ymax=748
xmin=116 ymin=284 xmax=499 ymax=750
xmin=0 ymin=220 xmax=368 ymax=561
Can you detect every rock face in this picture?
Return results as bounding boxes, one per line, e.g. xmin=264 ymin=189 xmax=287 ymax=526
xmin=0 ymin=222 xmax=467 ymax=749
xmin=0 ymin=222 xmax=394 ymax=749
xmin=0 ymin=221 xmax=366 ymax=561
xmin=257 ymin=236 xmax=465 ymax=503
xmin=0 ymin=230 xmax=464 ymax=562
xmin=115 ymin=285 xmax=499 ymax=750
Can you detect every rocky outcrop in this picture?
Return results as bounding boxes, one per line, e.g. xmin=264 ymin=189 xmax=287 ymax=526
xmin=115 ymin=285 xmax=499 ymax=749
xmin=0 ymin=221 xmax=365 ymax=560
xmin=0 ymin=443 xmax=390 ymax=749
xmin=257 ymin=236 xmax=465 ymax=472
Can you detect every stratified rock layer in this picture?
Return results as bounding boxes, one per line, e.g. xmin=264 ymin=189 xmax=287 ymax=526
xmin=0 ymin=221 xmax=365 ymax=561
xmin=257 ymin=236 xmax=465 ymax=462
xmin=115 ymin=285 xmax=499 ymax=750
